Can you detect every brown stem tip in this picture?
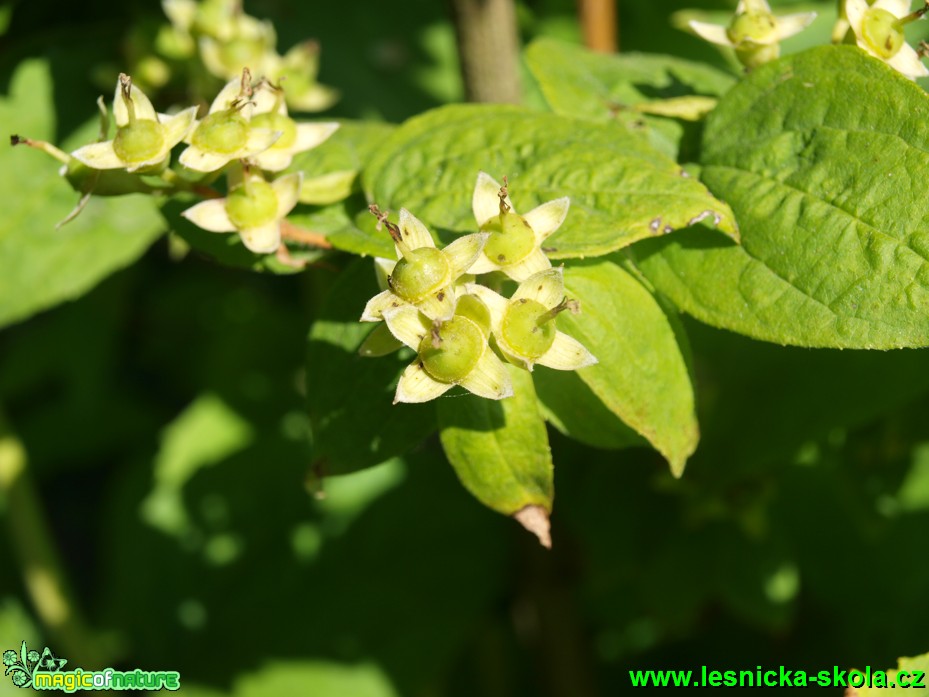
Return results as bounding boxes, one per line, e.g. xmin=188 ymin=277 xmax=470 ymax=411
xmin=513 ymin=504 xmax=552 ymax=549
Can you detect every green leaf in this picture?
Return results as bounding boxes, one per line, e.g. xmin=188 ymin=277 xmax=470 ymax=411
xmin=0 ymin=59 xmax=166 ymax=328
xmin=559 ymin=260 xmax=698 ymax=475
xmin=640 ymin=46 xmax=929 ymax=348
xmin=533 ymin=369 xmax=645 ymax=451
xmin=851 ymin=651 xmax=929 ymax=694
xmin=525 ymin=38 xmax=735 ymax=156
xmin=141 ymin=393 xmax=254 ymax=537
xmin=364 ymin=104 xmax=738 ymax=259
xmin=437 ymin=366 xmax=553 ymax=518
xmin=229 ymin=661 xmax=398 ymax=697
xmin=307 ymin=259 xmax=436 ymax=474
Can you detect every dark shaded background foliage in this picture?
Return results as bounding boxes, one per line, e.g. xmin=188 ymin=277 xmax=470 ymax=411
xmin=1 ymin=0 xmax=928 ymax=694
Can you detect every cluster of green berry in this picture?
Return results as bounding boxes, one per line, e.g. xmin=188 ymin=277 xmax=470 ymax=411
xmin=154 ymin=0 xmax=337 ymax=112
xmin=19 ymin=68 xmax=339 ymax=256
xmin=360 ymin=174 xmax=597 ymax=404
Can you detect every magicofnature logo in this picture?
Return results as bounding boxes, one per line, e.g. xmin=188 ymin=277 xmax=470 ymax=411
xmin=3 ymin=641 xmax=180 ymax=692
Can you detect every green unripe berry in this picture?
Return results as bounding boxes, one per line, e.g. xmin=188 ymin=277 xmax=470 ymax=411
xmin=225 ymin=179 xmax=278 ymax=229
xmin=113 ymin=119 xmax=165 ymax=164
xmin=389 ymin=247 xmax=451 ymax=303
xmin=418 ymin=316 xmax=484 ymax=383
xmin=250 ymin=111 xmax=297 ymax=150
xmin=455 ymin=294 xmax=491 ymax=336
xmin=482 ymin=212 xmax=536 ymax=266
xmin=192 ymin=111 xmax=249 ymax=155
xmin=727 ymin=12 xmax=778 ymax=45
xmin=502 ymin=298 xmax=556 ymax=360
xmin=735 ymin=42 xmax=780 ymax=70
xmin=861 ymin=8 xmax=905 ymax=59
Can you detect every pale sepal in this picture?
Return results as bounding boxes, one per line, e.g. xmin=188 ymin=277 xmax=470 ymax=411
xmin=113 ymin=79 xmax=158 ymax=127
xmin=466 ymin=254 xmax=503 ymax=275
xmin=459 ymin=349 xmax=514 ymax=400
xmin=443 ymin=233 xmax=488 ymax=277
xmin=243 ymin=128 xmax=283 ymax=158
xmin=501 ymin=246 xmax=552 ymax=282
xmin=397 ymin=208 xmax=436 ymax=250
xmin=162 ymin=106 xmax=199 ymax=148
xmin=373 ymin=258 xmax=395 ymax=292
xmin=844 ymin=0 xmax=868 ymax=33
xmin=536 ymin=332 xmax=599 ymax=371
xmin=886 ymin=44 xmax=929 ymax=79
xmin=873 ymin=0 xmax=911 ymax=18
xmin=181 ymin=199 xmax=235 ymax=232
xmin=253 ymin=149 xmax=293 ymax=172
xmin=523 ymin=197 xmax=570 ymax=240
xmin=210 ymin=76 xmax=248 ymax=114
xmin=394 ymin=363 xmax=453 ymax=404
xmin=775 ymin=12 xmax=817 ymax=40
xmin=512 ymin=267 xmax=565 ymax=308
xmin=70 ymin=141 xmax=124 ymax=170
xmin=239 ymin=220 xmax=281 ymax=254
xmin=688 ymin=20 xmax=735 ymax=47
xmin=178 ymin=144 xmax=233 ymax=173
xmin=295 ymin=122 xmax=339 ymax=151
xmin=417 ymin=288 xmax=456 ymax=321
xmin=472 ymin=171 xmax=512 ymax=227
xmin=271 ymin=172 xmax=303 ymax=218
xmin=360 ymin=289 xmax=405 ymax=322
xmin=382 ymin=305 xmax=431 ymax=350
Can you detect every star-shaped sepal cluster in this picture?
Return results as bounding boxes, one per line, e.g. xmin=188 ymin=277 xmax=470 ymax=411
xmin=382 ymin=294 xmax=513 ymax=404
xmin=360 ymin=206 xmax=487 ymax=323
xmin=466 ymin=267 xmax=597 ymax=372
xmin=70 ymin=73 xmax=197 ymax=173
xmin=469 ymin=172 xmax=569 ymax=282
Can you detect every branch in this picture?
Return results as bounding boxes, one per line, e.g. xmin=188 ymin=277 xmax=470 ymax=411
xmin=578 ymin=0 xmax=618 ymax=53
xmin=280 ymin=220 xmax=333 ymax=249
xmin=450 ymin=0 xmax=522 ymax=103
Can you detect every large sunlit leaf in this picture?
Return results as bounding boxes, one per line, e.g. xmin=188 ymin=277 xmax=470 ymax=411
xmin=559 ymin=260 xmax=698 ymax=475
xmin=639 ymin=46 xmax=929 ymax=348
xmin=363 ymin=104 xmax=737 ymax=259
xmin=0 ymin=59 xmax=166 ymax=328
xmin=437 ymin=366 xmax=553 ymax=518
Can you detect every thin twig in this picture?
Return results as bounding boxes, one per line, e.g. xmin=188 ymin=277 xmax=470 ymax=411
xmin=280 ymin=220 xmax=333 ymax=249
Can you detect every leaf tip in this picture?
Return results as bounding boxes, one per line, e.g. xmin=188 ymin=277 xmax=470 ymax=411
xmin=513 ymin=505 xmax=551 ymax=548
